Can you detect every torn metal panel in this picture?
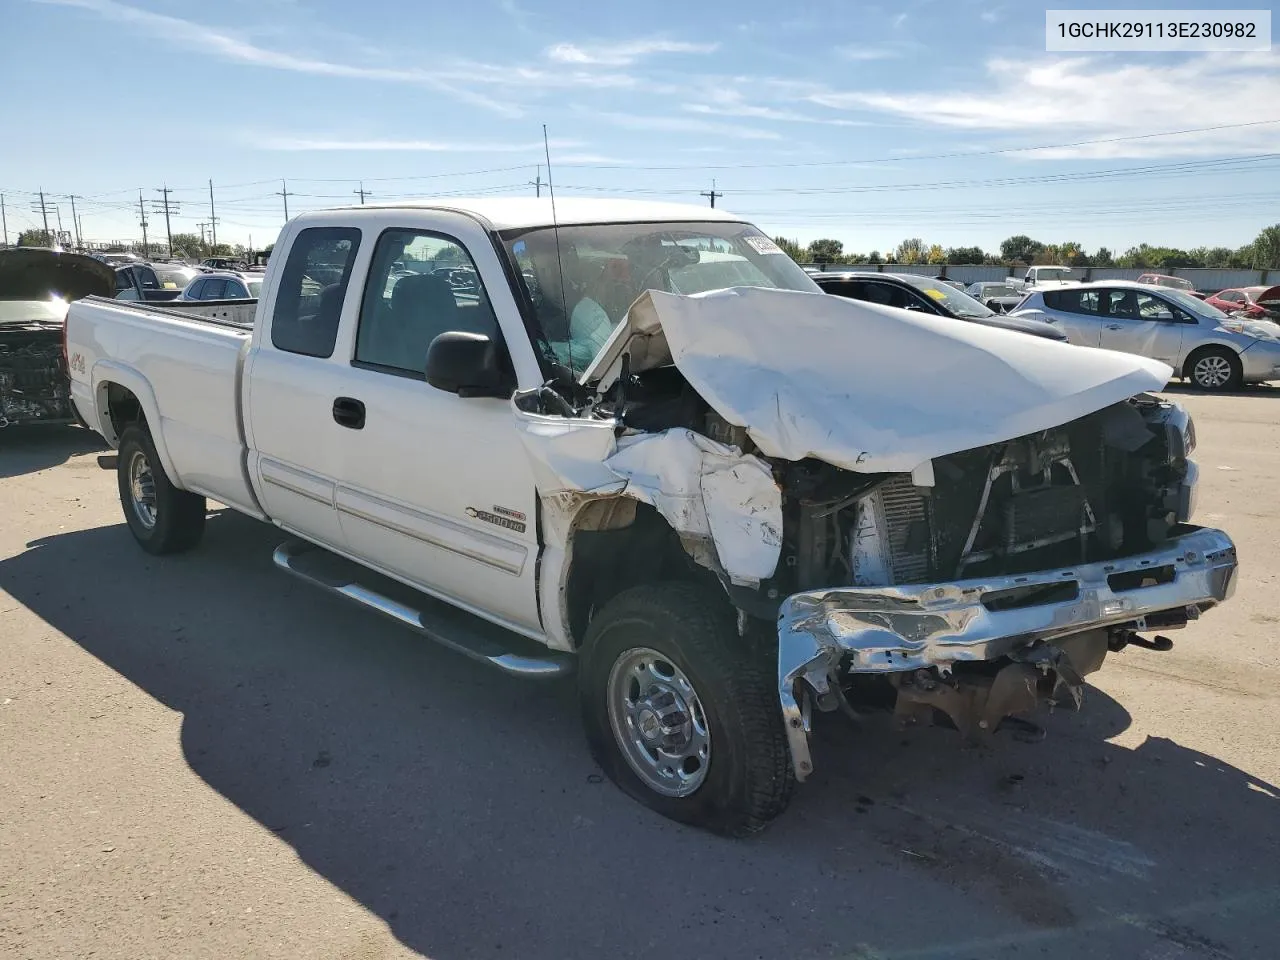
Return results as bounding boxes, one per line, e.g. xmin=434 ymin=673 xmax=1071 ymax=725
xmin=584 ymin=287 xmax=1173 ymax=475
xmin=777 ymin=524 xmax=1237 ymax=780
xmin=605 ymin=429 xmax=782 ymax=587
xmin=512 ymin=398 xmax=783 ymax=589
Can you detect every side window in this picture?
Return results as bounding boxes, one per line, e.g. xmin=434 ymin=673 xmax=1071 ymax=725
xmin=114 ymin=269 xmax=132 ymax=292
xmin=185 ymin=279 xmax=205 ymax=299
xmin=354 ymin=229 xmax=498 ymax=377
xmin=1044 ymin=289 xmax=1099 ymax=314
xmin=201 ymin=278 xmax=228 ymax=300
xmin=861 ymin=282 xmax=909 ymax=308
xmin=1218 ymin=290 xmax=1243 ymax=304
xmin=138 ymin=267 xmax=160 ymax=290
xmin=270 ymin=227 xmax=361 ymax=358
xmin=1136 ymin=292 xmax=1176 ymax=321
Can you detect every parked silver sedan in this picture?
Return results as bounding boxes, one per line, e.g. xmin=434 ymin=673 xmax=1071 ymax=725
xmin=1011 ymin=280 xmax=1280 ymax=391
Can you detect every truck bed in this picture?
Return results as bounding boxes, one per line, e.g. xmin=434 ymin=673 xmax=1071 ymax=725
xmin=98 ymin=296 xmax=258 ymax=329
xmin=66 ymin=295 xmax=262 ymax=518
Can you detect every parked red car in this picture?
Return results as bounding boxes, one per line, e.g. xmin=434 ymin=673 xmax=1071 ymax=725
xmin=1206 ymin=285 xmax=1280 ymax=320
xmin=1136 ymin=273 xmax=1207 ymax=299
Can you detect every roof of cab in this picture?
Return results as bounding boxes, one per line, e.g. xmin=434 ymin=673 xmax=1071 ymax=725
xmin=298 ymin=197 xmax=746 ymax=231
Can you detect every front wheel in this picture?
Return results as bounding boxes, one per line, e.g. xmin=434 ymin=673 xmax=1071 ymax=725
xmin=1186 ymin=347 xmax=1242 ymax=392
xmin=579 ymin=583 xmax=794 ymax=837
xmin=116 ymin=425 xmax=207 ymax=555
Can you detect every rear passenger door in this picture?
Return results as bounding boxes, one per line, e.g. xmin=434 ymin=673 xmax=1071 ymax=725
xmin=246 ymin=226 xmax=363 ymax=551
xmin=330 ymin=225 xmax=543 ymax=632
xmin=1039 ymin=289 xmax=1103 ymax=346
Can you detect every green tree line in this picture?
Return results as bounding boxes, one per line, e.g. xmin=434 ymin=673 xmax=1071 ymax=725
xmin=774 ymin=224 xmax=1280 ymax=271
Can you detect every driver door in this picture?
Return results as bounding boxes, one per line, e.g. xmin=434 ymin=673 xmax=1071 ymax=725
xmin=1097 ymin=289 xmax=1186 ymax=366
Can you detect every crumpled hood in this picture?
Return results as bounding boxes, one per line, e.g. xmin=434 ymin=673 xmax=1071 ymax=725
xmin=582 ymin=286 xmax=1172 ymax=475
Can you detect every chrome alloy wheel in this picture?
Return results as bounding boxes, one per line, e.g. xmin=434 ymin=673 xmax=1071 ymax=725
xmin=606 ymin=647 xmax=711 ymax=798
xmin=1193 ymin=354 xmax=1233 ymax=389
xmin=127 ymin=449 xmax=158 ymax=529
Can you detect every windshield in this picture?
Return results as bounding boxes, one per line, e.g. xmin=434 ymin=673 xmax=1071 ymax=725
xmin=247 ymin=279 xmax=264 ymax=297
xmin=500 ymin=221 xmax=820 ymax=371
xmin=899 ymin=274 xmax=995 ymax=319
xmin=1160 ymin=287 xmax=1228 ymax=320
xmin=981 ymin=284 xmax=1017 ymax=298
xmin=1154 ymin=276 xmax=1194 ymax=290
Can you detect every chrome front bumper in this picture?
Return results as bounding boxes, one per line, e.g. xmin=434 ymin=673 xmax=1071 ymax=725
xmin=777 ymin=525 xmax=1238 ymax=780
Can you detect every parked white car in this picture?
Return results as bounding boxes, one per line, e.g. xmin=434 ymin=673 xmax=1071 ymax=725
xmin=1011 ymin=280 xmax=1280 ymax=390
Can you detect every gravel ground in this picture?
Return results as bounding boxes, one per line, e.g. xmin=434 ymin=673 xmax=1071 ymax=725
xmin=1 ymin=388 xmax=1278 ymax=960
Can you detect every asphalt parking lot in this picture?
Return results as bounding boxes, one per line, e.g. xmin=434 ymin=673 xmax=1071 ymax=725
xmin=2 ymin=387 xmax=1278 ymax=960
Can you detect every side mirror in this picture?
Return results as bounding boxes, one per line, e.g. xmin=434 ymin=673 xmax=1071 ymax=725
xmin=425 ymin=331 xmax=510 ymax=398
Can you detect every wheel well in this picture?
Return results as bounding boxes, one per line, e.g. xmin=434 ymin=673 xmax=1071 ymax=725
xmin=1182 ymin=344 xmax=1238 ymax=379
xmin=564 ymin=501 xmax=723 ymax=648
xmin=103 ymin=382 xmax=146 ymax=440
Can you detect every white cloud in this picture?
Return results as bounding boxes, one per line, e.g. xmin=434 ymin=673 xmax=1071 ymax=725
xmin=546 ymin=38 xmax=718 ymax=66
xmin=258 ymin=136 xmax=583 ymax=152
xmin=807 ymin=52 xmax=1280 ymax=157
xmin=584 ymin=110 xmax=783 ymax=140
xmin=835 ymin=45 xmax=903 ymax=61
xmin=682 ymin=88 xmax=874 ymax=127
xmin=979 ymin=8 xmax=1000 ymax=23
xmin=892 ymin=12 xmax=908 ymax=27
xmin=31 ymin=0 xmax=524 ymax=115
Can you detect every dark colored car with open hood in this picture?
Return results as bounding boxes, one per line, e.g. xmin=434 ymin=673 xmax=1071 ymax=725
xmin=813 ymin=271 xmax=1067 ymax=340
xmin=0 ymin=248 xmax=115 ymax=427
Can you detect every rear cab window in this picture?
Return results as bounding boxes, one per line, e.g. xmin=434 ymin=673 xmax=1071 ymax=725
xmin=270 ymin=227 xmax=362 ymax=358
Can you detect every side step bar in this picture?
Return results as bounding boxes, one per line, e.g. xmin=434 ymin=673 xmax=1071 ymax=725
xmin=272 ymin=540 xmax=574 ymax=679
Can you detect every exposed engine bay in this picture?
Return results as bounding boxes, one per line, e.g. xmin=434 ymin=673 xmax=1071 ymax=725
xmin=0 ymin=330 xmax=74 ymax=428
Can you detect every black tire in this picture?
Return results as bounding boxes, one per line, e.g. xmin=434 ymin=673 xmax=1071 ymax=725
xmin=579 ymin=582 xmax=794 ymax=837
xmin=116 ymin=424 xmax=206 ymax=555
xmin=1185 ymin=346 xmax=1242 ymax=392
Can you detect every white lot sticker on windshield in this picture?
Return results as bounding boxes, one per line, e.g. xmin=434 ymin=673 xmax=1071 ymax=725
xmin=744 ymin=235 xmax=784 ymax=255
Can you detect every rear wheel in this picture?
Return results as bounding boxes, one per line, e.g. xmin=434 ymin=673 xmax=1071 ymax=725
xmin=1186 ymin=347 xmax=1241 ymax=392
xmin=579 ymin=582 xmax=794 ymax=837
xmin=116 ymin=425 xmax=206 ymax=554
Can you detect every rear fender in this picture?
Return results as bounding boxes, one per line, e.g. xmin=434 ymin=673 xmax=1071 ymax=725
xmin=90 ymin=359 xmax=182 ymax=486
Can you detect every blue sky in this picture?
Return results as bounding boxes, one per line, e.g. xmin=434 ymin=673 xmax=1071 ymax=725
xmin=2 ymin=0 xmax=1278 ymax=254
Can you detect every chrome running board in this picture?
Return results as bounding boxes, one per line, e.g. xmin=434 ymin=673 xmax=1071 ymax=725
xmin=272 ymin=539 xmax=573 ymax=679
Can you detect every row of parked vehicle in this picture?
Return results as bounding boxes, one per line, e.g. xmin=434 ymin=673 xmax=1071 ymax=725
xmin=807 ymin=267 xmax=1280 ymax=391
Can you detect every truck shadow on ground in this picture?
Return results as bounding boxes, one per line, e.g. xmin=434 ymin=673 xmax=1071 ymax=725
xmin=1163 ymin=381 xmax=1280 ymax=399
xmin=2 ymin=512 xmax=1278 ymax=960
xmin=0 ymin=424 xmax=106 ymax=478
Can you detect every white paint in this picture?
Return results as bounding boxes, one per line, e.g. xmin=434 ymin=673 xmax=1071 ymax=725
xmin=585 ymin=286 xmax=1173 ymax=476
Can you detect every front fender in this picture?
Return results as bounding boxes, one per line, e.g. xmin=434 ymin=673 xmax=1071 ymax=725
xmin=90 ymin=359 xmax=183 ymax=487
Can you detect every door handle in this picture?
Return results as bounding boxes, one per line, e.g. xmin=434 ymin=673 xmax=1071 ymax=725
xmin=332 ymin=397 xmax=366 ymax=429
xmin=1105 ymin=323 xmax=1122 ymax=330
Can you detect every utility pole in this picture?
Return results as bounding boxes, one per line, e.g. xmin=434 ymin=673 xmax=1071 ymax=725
xmin=153 ymin=185 xmax=177 ymax=257
xmin=277 ymin=179 xmax=292 ymax=223
xmin=197 ymin=222 xmax=208 ymax=246
xmin=137 ymin=190 xmax=150 ymax=258
xmin=68 ymin=195 xmax=81 ymax=249
xmin=78 ymin=215 xmax=85 ymax=249
xmin=55 ymin=204 xmax=64 ymax=238
xmin=32 ymin=189 xmax=53 ymax=239
xmin=354 ymin=182 xmax=371 ymax=204
xmin=1 ymin=195 xmax=8 ymax=247
xmin=530 ymin=165 xmax=542 ymax=197
xmin=700 ymin=178 xmax=722 ymax=209
xmin=208 ymin=179 xmax=218 ymax=249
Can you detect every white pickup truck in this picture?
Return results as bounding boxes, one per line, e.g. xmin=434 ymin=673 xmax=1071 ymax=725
xmin=66 ymin=198 xmax=1238 ymax=836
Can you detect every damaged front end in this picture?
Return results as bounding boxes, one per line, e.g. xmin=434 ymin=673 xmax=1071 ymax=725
xmin=776 ymin=401 xmax=1236 ymax=780
xmin=513 ymin=286 xmax=1238 ymax=783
